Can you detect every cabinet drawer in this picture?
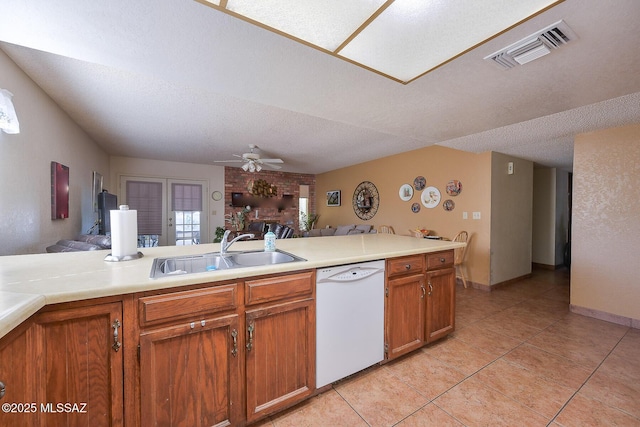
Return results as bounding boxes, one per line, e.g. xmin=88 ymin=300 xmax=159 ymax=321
xmin=387 ymin=255 xmax=425 ymax=277
xmin=245 ymin=271 xmax=314 ymax=306
xmin=426 ymin=250 xmax=454 ymax=270
xmin=139 ymin=283 xmax=239 ymax=327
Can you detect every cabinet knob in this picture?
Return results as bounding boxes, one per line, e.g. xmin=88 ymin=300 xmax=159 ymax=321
xmin=440 ymin=258 xmax=445 ymax=263
xmin=0 ymin=381 xmax=5 ymax=399
xmin=405 ymin=264 xmax=411 ymax=270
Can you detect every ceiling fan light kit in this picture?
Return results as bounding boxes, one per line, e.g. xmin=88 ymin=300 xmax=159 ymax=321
xmin=215 ymin=144 xmax=284 ymax=172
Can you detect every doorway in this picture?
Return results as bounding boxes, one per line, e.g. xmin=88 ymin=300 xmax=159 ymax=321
xmin=119 ymin=176 xmax=208 ymax=247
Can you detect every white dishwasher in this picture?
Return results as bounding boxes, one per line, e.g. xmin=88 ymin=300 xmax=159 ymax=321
xmin=316 ymin=260 xmax=385 ymax=388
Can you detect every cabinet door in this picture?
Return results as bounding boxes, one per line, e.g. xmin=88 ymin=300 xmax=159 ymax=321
xmin=245 ymin=298 xmax=315 ymax=423
xmin=139 ymin=314 xmax=241 ymax=427
xmin=0 ymin=322 xmax=39 ymax=426
xmin=35 ymin=302 xmax=124 ymax=427
xmin=385 ymin=273 xmax=425 ymax=360
xmin=425 ymin=267 xmax=456 ymax=343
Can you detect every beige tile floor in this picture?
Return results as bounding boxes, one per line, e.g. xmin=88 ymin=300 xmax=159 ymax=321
xmin=253 ymin=268 xmax=640 ymax=426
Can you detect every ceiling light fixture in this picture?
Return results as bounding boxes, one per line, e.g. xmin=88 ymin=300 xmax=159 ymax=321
xmin=0 ymin=89 xmax=20 ymax=134
xmin=196 ymin=0 xmax=564 ymax=84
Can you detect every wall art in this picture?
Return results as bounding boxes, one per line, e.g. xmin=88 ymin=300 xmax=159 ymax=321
xmin=327 ymin=190 xmax=341 ymax=207
xmin=446 ymin=179 xmax=462 ymax=196
xmin=51 ymin=161 xmax=69 ymax=219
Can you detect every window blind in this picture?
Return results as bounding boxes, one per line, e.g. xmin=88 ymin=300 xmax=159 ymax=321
xmin=172 ymin=183 xmax=203 ymax=211
xmin=126 ymin=181 xmax=163 ymax=235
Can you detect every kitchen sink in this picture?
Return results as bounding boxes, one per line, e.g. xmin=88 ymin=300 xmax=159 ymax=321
xmin=228 ymin=250 xmax=303 ymax=266
xmin=150 ymin=249 xmax=306 ymax=279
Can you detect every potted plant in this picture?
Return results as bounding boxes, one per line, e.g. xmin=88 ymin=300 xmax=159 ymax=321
xmin=225 ymin=206 xmax=251 ymax=231
xmin=300 ymin=212 xmax=319 ymax=236
xmin=213 ymin=226 xmax=226 ymax=243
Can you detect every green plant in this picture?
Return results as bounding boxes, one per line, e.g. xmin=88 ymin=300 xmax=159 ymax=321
xmin=213 ymin=226 xmax=226 ymax=243
xmin=225 ymin=206 xmax=251 ymax=231
xmin=300 ymin=212 xmax=319 ymax=232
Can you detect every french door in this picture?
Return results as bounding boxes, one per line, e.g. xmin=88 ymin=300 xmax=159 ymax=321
xmin=119 ymin=176 xmax=208 ymax=247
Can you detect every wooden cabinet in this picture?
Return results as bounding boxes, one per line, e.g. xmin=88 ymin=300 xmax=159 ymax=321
xmin=424 ymin=251 xmax=455 ymax=343
xmin=138 ymin=283 xmax=242 ymax=427
xmin=244 ymin=271 xmax=315 ymax=424
xmin=0 ymin=301 xmax=124 ymax=427
xmin=0 ymin=322 xmax=39 ymax=427
xmin=425 ymin=267 xmax=456 ymax=342
xmin=385 ymin=251 xmax=455 ymax=361
xmin=137 ymin=271 xmax=315 ymax=426
xmin=385 ymin=272 xmax=425 ymax=359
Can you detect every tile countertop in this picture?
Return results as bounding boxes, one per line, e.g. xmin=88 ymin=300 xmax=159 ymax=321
xmin=0 ymin=233 xmax=463 ymax=339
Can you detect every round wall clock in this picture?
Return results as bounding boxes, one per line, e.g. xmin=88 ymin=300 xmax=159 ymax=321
xmin=352 ymin=181 xmax=380 ymax=220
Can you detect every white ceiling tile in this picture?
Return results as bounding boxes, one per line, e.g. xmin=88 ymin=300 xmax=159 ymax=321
xmin=225 ymin=0 xmax=386 ymax=51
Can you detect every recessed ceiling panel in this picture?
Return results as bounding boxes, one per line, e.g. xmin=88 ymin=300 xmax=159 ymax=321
xmin=225 ymin=0 xmax=387 ymax=51
xmin=338 ymin=0 xmax=560 ymax=82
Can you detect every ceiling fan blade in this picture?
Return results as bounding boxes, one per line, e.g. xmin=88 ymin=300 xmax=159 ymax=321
xmin=262 ymin=162 xmax=282 ymax=170
xmin=213 ymin=159 xmax=244 ymax=163
xmin=259 ymin=158 xmax=284 ymax=163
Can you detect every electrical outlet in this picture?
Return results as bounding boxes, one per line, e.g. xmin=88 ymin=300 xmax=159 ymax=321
xmin=473 ymin=212 xmax=481 ymax=220
xmin=462 ymin=212 xmax=468 ymax=220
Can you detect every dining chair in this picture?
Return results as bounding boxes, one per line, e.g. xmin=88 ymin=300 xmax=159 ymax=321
xmin=378 ymin=225 xmax=395 ymax=234
xmin=452 ymin=231 xmax=469 ymax=288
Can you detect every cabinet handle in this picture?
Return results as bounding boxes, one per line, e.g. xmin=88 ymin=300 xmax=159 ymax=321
xmin=440 ymin=258 xmax=445 ymax=263
xmin=231 ymin=329 xmax=238 ymax=357
xmin=428 ymin=282 xmax=433 ymax=296
xmin=420 ymin=284 xmax=426 ymax=299
xmin=405 ymin=264 xmax=411 ymax=270
xmin=246 ymin=323 xmax=254 ymax=352
xmin=112 ymin=319 xmax=122 ymax=352
xmin=0 ymin=381 xmax=5 ymax=399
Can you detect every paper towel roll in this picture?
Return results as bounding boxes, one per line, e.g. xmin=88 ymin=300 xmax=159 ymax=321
xmin=110 ymin=205 xmax=138 ymax=258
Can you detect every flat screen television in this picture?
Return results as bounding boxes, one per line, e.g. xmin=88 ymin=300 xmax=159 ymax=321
xmin=98 ymin=192 xmax=118 ymax=234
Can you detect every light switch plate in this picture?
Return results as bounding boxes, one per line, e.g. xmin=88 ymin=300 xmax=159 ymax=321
xmin=462 ymin=211 xmax=468 ymax=220
xmin=473 ymin=212 xmax=481 ymax=220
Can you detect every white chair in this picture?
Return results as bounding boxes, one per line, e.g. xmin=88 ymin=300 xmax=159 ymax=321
xmin=452 ymin=231 xmax=469 ymax=288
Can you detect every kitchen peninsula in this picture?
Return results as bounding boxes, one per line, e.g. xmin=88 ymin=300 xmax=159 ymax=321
xmin=0 ymin=234 xmax=463 ymax=426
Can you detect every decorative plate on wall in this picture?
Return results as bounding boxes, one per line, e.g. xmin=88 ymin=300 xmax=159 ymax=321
xmin=413 ymin=176 xmax=426 ymax=191
xmin=352 ymin=181 xmax=380 ymax=220
xmin=443 ymin=199 xmax=455 ymax=211
xmin=446 ymin=180 xmax=462 ymax=196
xmin=399 ymin=184 xmax=413 ymax=201
xmin=421 ymin=186 xmax=441 ymax=208
xmin=411 ymin=202 xmax=421 ymax=213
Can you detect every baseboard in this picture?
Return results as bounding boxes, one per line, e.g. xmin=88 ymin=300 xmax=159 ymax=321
xmin=488 ymin=273 xmax=533 ymax=291
xmin=531 ymin=262 xmax=563 ymax=271
xmin=570 ymin=304 xmax=640 ymax=329
xmin=456 ymin=278 xmax=490 ymax=292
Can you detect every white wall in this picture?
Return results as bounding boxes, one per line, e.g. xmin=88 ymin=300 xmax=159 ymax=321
xmin=0 ymin=50 xmax=109 ymax=255
xmin=532 ymin=168 xmax=556 ymax=266
xmin=109 ymin=156 xmax=225 ymax=244
xmin=490 ymin=152 xmax=533 ymax=285
xmin=554 ymin=170 xmax=569 ymax=267
xmin=571 ymin=124 xmax=640 ymax=326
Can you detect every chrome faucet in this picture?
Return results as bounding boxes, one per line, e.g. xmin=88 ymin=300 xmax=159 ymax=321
xmin=221 ymin=230 xmax=254 ymax=254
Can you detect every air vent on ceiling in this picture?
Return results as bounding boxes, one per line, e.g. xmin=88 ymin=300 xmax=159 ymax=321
xmin=485 ymin=20 xmax=577 ymax=70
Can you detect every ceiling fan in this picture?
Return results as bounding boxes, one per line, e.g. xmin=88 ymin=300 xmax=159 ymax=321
xmin=214 ymin=144 xmax=284 ymax=172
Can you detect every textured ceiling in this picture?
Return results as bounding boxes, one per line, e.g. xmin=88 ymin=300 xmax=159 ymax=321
xmin=1 ymin=0 xmax=640 ymax=174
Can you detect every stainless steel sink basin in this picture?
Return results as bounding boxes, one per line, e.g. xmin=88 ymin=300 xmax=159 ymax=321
xmin=229 ymin=250 xmax=303 ymax=266
xmin=150 ymin=250 xmax=306 ymax=279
